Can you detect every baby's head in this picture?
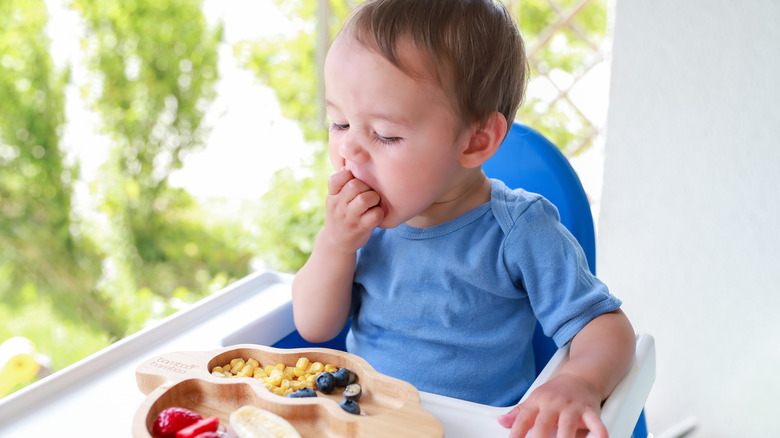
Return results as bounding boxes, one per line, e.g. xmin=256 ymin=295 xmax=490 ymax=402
xmin=337 ymin=0 xmax=527 ymax=130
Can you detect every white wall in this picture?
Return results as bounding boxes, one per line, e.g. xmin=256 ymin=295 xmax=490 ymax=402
xmin=599 ymin=1 xmax=780 ymax=437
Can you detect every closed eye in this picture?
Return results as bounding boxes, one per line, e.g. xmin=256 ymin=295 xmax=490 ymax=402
xmin=375 ymin=133 xmax=400 ymax=145
xmin=329 ymin=122 xmax=349 ymax=132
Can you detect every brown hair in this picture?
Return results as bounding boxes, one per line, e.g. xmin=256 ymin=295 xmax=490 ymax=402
xmin=338 ymin=0 xmax=528 ymax=129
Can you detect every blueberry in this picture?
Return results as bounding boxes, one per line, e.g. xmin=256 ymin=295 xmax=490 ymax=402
xmin=339 ymin=398 xmax=361 ymax=415
xmin=285 ymin=388 xmax=317 ymax=398
xmin=332 ymin=368 xmax=357 ymax=387
xmin=343 ymin=383 xmax=362 ymax=402
xmin=315 ymin=372 xmax=336 ymax=394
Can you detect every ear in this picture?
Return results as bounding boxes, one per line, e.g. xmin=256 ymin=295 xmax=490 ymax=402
xmin=458 ymin=111 xmax=507 ymax=169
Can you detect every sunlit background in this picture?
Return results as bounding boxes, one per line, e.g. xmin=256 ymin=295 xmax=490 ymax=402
xmin=4 ymin=1 xmax=779 ymax=437
xmin=1 ymin=0 xmax=614 ymax=423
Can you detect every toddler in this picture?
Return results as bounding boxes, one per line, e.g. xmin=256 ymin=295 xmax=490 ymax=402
xmin=292 ymin=0 xmax=635 ymax=436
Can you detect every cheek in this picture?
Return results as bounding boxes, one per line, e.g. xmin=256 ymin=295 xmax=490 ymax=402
xmin=380 ymin=164 xmax=429 ymax=202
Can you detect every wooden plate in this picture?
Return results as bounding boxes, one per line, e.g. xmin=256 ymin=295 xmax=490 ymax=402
xmin=134 ymin=344 xmax=443 ymax=437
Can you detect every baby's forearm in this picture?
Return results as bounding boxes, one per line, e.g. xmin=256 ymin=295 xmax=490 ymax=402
xmin=560 ymin=309 xmax=635 ymax=400
xmin=291 ymin=231 xmax=356 ymax=343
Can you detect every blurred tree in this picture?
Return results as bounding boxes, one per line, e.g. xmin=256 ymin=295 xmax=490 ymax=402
xmin=508 ymin=0 xmax=609 ymax=155
xmin=0 ymin=0 xmax=112 ymax=378
xmin=72 ymin=0 xmax=253 ymax=334
xmin=238 ymin=0 xmax=609 ymax=272
xmin=1 ymin=0 xmax=264 ymax=397
xmin=235 ymin=0 xmax=353 ymax=273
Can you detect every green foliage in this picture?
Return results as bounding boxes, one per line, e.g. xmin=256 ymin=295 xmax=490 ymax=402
xmin=0 ymin=284 xmax=111 ymax=372
xmin=1 ymin=0 xmax=75 ymax=292
xmin=235 ymin=0 xmax=356 ymax=273
xmin=235 ymin=33 xmax=324 ymax=144
xmin=1 ymin=0 xmax=255 ymax=397
xmin=0 ymin=0 xmax=108 ymax=340
xmin=251 ymin=152 xmax=330 ymax=273
xmin=72 ymin=0 xmax=252 ymax=335
xmin=72 ymin=0 xmax=222 ymax=180
xmin=510 ymin=0 xmax=608 ymax=154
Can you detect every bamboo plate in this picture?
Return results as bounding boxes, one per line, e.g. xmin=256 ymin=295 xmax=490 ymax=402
xmin=133 ymin=344 xmax=444 ymax=437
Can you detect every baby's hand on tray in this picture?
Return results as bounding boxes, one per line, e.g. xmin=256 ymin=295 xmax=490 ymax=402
xmin=497 ymin=373 xmax=607 ymax=438
xmin=323 ymin=168 xmax=384 ymax=253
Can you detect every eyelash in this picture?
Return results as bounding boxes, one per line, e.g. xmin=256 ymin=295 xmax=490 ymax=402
xmin=328 ymin=122 xmax=400 ymax=145
xmin=329 ymin=122 xmax=349 ymax=132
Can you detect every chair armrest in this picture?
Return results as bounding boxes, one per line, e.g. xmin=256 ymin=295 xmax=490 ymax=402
xmin=519 ymin=333 xmax=656 ymax=438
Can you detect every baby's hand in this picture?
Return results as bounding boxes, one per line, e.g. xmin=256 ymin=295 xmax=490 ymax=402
xmin=497 ymin=373 xmax=607 ymax=438
xmin=323 ymin=168 xmax=384 ymax=253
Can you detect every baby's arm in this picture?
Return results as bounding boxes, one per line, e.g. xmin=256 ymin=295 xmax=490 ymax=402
xmin=498 ymin=309 xmax=635 ymax=438
xmin=292 ymin=169 xmax=384 ymax=343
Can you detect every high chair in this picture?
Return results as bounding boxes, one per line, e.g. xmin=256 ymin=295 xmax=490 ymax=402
xmin=484 ymin=122 xmax=655 ymax=437
xmin=273 ymin=122 xmax=655 ymax=437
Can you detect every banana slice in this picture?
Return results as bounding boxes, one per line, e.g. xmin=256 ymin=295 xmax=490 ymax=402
xmin=229 ymin=405 xmax=301 ymax=438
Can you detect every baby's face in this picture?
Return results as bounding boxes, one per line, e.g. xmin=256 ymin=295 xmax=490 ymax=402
xmin=324 ymin=36 xmax=472 ymax=228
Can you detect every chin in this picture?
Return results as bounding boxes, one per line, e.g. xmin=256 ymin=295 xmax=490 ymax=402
xmin=377 ymin=213 xmax=404 ymax=230
xmin=377 ymin=219 xmax=400 ymax=230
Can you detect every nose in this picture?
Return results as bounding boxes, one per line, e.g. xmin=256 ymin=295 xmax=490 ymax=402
xmin=339 ymin=133 xmax=370 ymax=164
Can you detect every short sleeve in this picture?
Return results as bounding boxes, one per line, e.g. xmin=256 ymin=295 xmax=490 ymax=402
xmin=502 ymin=197 xmax=621 ymax=347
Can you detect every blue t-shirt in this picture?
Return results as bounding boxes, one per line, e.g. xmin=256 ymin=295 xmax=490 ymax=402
xmin=345 ymin=179 xmax=621 ymax=407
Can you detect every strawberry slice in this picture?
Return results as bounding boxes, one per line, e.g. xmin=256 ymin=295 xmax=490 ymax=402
xmin=153 ymin=407 xmax=203 ymax=437
xmin=175 ymin=416 xmax=219 ymax=438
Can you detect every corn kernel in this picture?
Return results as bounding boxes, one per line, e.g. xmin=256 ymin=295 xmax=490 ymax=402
xmin=307 ymin=362 xmax=323 ymax=374
xmin=230 ymin=358 xmax=243 ymax=367
xmin=272 ymin=386 xmax=286 ymax=396
xmin=266 ymin=371 xmax=283 ymax=386
xmin=212 ymin=371 xmax=226 ymax=378
xmin=295 ymin=357 xmax=310 ymax=370
xmin=230 ymin=359 xmax=245 ymax=374
xmin=254 ymin=368 xmax=268 ymax=379
xmin=299 ymin=380 xmax=314 ymax=390
xmin=247 ymin=358 xmax=260 ymax=368
xmin=274 ymin=363 xmax=286 ymax=371
xmin=324 ymin=364 xmax=338 ymax=373
xmin=212 ymin=366 xmax=224 ymax=373
xmin=265 ymin=365 xmax=275 ymax=375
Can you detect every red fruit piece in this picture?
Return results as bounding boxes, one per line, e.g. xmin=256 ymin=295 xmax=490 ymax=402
xmin=175 ymin=416 xmax=219 ymax=438
xmin=153 ymin=407 xmax=203 ymax=437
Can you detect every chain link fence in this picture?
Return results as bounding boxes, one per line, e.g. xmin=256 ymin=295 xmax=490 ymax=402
xmin=508 ymin=0 xmax=612 ymax=158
